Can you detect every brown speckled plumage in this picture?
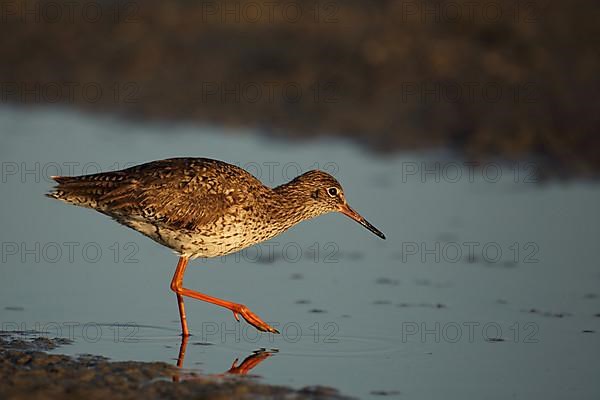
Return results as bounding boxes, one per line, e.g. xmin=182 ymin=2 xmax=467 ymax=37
xmin=47 ymin=157 xmax=384 ymax=335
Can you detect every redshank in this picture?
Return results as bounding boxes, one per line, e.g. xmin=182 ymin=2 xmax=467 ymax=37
xmin=47 ymin=158 xmax=385 ymax=336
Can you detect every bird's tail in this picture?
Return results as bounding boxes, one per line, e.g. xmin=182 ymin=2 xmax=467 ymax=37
xmin=46 ymin=175 xmax=108 ymax=209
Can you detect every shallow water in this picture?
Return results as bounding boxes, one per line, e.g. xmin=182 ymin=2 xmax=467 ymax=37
xmin=1 ymin=107 xmax=599 ymax=399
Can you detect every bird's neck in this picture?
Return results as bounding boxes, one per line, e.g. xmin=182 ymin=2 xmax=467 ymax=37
xmin=268 ymin=182 xmax=317 ymax=232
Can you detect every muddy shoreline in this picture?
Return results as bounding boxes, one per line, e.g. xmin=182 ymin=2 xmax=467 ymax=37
xmin=0 ymin=333 xmax=351 ymax=400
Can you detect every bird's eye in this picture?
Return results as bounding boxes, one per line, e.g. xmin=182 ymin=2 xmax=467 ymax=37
xmin=327 ymin=187 xmax=338 ymax=197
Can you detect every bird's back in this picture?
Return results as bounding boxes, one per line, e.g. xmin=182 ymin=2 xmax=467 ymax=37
xmin=49 ymin=158 xmax=259 ymax=211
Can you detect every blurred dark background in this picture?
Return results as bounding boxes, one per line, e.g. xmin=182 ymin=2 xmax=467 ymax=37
xmin=1 ymin=0 xmax=598 ymax=176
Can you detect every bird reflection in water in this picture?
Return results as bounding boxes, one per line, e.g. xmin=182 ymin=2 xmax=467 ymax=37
xmin=173 ymin=335 xmax=276 ymax=382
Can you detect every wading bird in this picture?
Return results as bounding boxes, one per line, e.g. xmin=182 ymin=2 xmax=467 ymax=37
xmin=48 ymin=158 xmax=385 ymax=336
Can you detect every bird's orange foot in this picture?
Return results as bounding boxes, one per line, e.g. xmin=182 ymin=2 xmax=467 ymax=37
xmin=232 ymin=304 xmax=279 ymax=334
xmin=228 ymin=350 xmax=276 ymax=375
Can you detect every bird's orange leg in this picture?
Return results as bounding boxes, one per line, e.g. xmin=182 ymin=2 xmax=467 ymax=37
xmin=170 ymin=256 xmax=279 ymax=335
xmin=176 ymin=294 xmax=189 ymax=336
xmin=173 ymin=337 xmax=274 ymax=381
xmin=176 ymin=334 xmax=189 ymax=368
xmin=172 ymin=335 xmax=189 ymax=382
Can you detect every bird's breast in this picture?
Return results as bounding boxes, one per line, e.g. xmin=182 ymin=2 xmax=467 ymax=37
xmin=163 ymin=211 xmax=280 ymax=259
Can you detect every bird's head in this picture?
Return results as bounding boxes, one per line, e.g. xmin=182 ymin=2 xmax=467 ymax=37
xmin=277 ymin=170 xmax=386 ymax=239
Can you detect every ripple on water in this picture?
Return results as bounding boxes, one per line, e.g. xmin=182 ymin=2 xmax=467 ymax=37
xmin=221 ymin=334 xmax=403 ymax=359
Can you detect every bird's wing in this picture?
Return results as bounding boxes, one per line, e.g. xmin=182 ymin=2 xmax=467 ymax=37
xmin=53 ymin=158 xmax=259 ymax=231
xmin=103 ymin=158 xmax=258 ymax=231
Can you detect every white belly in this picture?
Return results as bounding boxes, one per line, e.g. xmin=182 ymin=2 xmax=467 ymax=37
xmin=119 ymin=216 xmax=275 ymax=259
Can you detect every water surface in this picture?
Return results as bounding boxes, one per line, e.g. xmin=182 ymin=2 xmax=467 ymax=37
xmin=1 ymin=107 xmax=599 ymax=399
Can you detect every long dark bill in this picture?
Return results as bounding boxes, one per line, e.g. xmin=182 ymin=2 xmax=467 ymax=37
xmin=340 ymin=204 xmax=386 ymax=240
